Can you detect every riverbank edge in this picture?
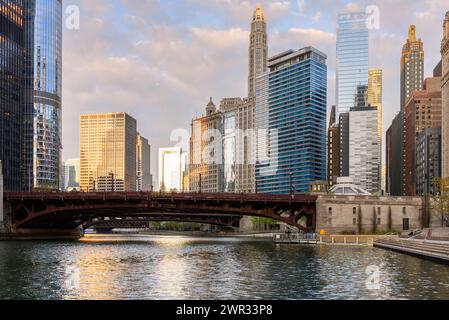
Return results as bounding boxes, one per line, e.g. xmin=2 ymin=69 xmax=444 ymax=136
xmin=0 ymin=230 xmax=278 ymax=241
xmin=373 ymin=241 xmax=449 ymax=265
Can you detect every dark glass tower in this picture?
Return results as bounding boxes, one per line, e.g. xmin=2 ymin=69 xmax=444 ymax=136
xmin=0 ymin=0 xmax=30 ymax=191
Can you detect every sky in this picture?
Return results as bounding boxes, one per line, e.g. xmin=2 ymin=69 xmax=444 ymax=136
xmin=62 ymin=0 xmax=449 ymax=177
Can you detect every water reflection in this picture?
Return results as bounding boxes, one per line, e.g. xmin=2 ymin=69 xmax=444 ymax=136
xmin=0 ymin=236 xmax=448 ymax=300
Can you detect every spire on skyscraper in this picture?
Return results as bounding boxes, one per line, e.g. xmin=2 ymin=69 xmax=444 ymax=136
xmin=248 ymin=4 xmax=268 ymax=98
xmin=408 ymin=25 xmax=417 ymax=42
xmin=253 ymin=4 xmax=265 ymax=21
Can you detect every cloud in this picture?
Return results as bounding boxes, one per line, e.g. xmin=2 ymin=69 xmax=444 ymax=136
xmin=62 ymin=0 xmax=449 ymax=178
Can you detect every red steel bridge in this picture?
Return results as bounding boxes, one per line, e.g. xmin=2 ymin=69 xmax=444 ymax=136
xmin=2 ymin=192 xmax=318 ymax=234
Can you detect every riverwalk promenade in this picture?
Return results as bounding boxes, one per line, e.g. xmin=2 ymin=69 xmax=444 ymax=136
xmin=374 ymin=237 xmax=449 ymax=264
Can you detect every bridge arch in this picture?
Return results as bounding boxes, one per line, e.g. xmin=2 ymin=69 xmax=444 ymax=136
xmin=4 ymin=192 xmax=318 ymax=233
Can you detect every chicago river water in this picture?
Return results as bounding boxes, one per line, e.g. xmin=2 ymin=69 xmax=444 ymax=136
xmin=0 ymin=235 xmax=448 ymax=300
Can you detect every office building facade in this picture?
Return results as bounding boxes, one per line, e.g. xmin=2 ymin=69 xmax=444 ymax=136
xmin=0 ymin=0 xmax=31 ymax=191
xmin=255 ymin=47 xmax=327 ymax=194
xmin=442 ymin=12 xmax=449 ymax=178
xmin=63 ymin=158 xmax=80 ymax=191
xmin=189 ymin=98 xmax=224 ymax=193
xmin=416 ymin=128 xmax=441 ymax=196
xmin=136 ymin=133 xmax=152 ymax=191
xmin=327 ymin=106 xmax=340 ymax=187
xmin=32 ymin=0 xmax=63 ymax=190
xmin=80 ymin=113 xmax=137 ymax=192
xmin=404 ymin=76 xmax=442 ymax=196
xmin=367 ymin=69 xmax=383 ymax=146
xmin=349 ymin=107 xmax=381 ymax=194
xmin=338 ymin=113 xmax=350 ymax=177
xmin=396 ymin=26 xmax=425 ymax=195
xmin=386 ymin=113 xmax=404 ymax=195
xmin=336 ymin=12 xmax=369 ymax=117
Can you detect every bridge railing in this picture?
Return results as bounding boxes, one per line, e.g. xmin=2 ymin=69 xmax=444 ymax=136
xmin=4 ymin=191 xmax=317 ymax=202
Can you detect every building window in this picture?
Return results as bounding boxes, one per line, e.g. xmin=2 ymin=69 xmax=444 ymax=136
xmin=403 ymin=218 xmax=410 ymax=231
xmin=403 ymin=207 xmax=407 ymax=215
xmin=353 ymin=207 xmax=357 ymax=215
xmin=328 ymin=207 xmax=333 ymax=216
xmin=353 ymin=218 xmax=357 ymax=225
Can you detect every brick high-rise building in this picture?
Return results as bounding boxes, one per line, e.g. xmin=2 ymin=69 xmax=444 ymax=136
xmin=404 ymin=75 xmax=442 ymax=196
xmin=396 ymin=25 xmax=425 ymax=195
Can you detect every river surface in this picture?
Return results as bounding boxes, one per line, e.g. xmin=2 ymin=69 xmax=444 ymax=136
xmin=0 ymin=235 xmax=448 ymax=300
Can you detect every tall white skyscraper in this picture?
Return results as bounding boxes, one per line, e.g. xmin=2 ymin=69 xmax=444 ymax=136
xmin=248 ymin=4 xmax=268 ymax=99
xmin=349 ymin=107 xmax=381 ymax=194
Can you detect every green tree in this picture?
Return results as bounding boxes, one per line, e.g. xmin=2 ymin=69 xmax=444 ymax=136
xmin=431 ymin=177 xmax=449 ymax=227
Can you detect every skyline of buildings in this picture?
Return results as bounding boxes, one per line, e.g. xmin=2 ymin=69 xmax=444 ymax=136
xmin=187 ymin=5 xmax=267 ymax=194
xmin=0 ymin=0 xmax=62 ymax=193
xmin=2 ymin=3 xmax=449 ymax=198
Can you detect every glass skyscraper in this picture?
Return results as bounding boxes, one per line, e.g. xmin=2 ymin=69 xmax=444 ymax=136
xmin=336 ymin=12 xmax=369 ymax=117
xmin=32 ymin=0 xmax=62 ymax=190
xmin=0 ymin=0 xmax=27 ymax=191
xmin=255 ymin=47 xmax=327 ymax=194
xmin=0 ymin=0 xmax=35 ymax=192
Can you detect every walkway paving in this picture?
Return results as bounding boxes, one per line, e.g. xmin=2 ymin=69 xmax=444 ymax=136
xmin=374 ymin=237 xmax=449 ymax=264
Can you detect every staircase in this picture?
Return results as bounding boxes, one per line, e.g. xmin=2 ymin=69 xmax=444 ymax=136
xmin=374 ymin=237 xmax=449 ymax=264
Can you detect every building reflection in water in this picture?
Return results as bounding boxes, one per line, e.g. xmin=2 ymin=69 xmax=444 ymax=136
xmin=2 ymin=236 xmax=446 ymax=300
